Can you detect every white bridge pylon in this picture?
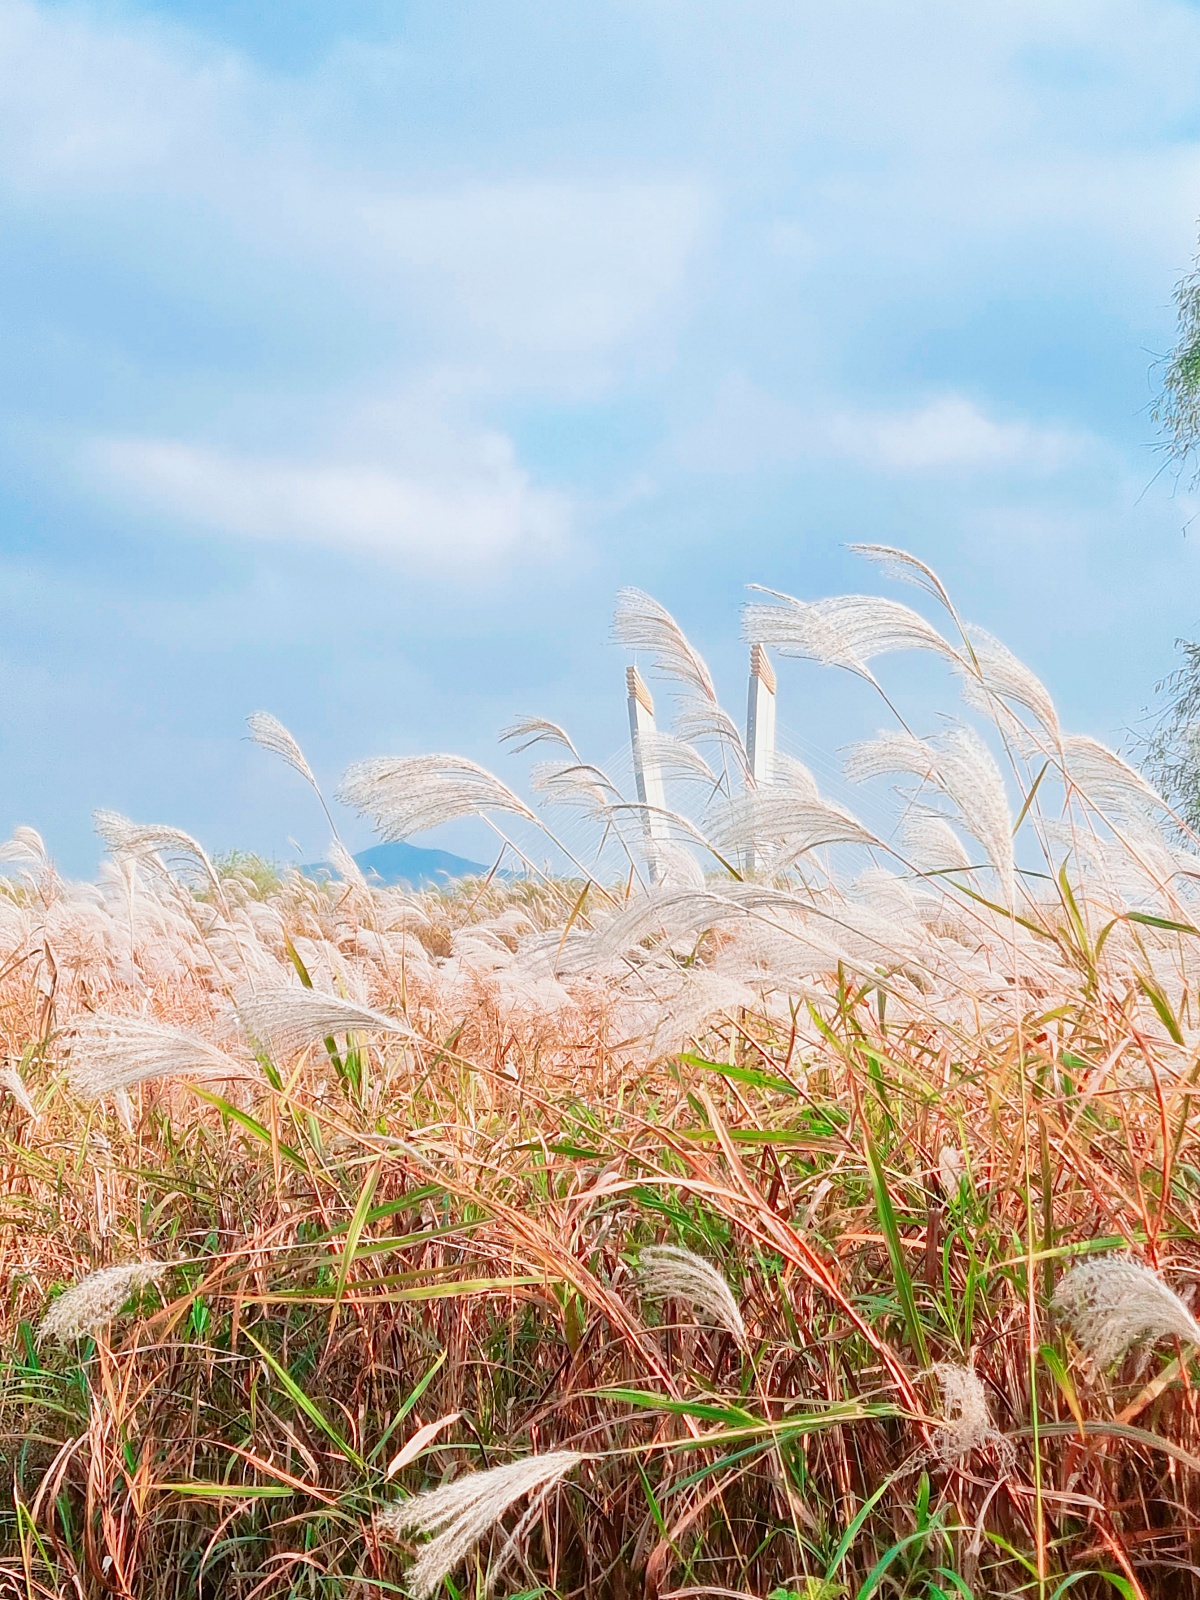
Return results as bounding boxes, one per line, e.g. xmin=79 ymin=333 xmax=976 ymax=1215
xmin=744 ymin=642 xmax=776 ymax=875
xmin=625 ymin=665 xmax=671 ymax=882
xmin=625 ymin=645 xmax=777 ymax=883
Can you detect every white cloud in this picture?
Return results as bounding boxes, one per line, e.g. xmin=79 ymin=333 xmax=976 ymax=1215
xmin=828 ymin=395 xmax=1080 ymax=472
xmin=89 ymin=432 xmax=569 ymax=569
xmin=0 ymin=1 xmax=709 ymax=373
xmin=675 ymin=380 xmax=1082 ymax=475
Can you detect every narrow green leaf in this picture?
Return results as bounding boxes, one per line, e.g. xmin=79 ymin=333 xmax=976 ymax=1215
xmin=862 ymin=1124 xmax=929 ymax=1367
xmin=243 ymin=1331 xmax=365 ymax=1473
xmin=334 ymin=1158 xmax=382 ymax=1304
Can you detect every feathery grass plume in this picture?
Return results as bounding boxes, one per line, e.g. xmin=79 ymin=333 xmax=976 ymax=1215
xmin=530 ymin=759 xmax=622 ymax=819
xmin=326 ymin=839 xmax=368 ymax=891
xmin=641 ymin=731 xmax=718 ymax=787
xmin=66 ymin=1014 xmax=247 ymax=1100
xmin=93 ymin=809 xmax=224 ymax=900
xmin=709 ymin=784 xmax=877 ymax=870
xmin=337 ymin=755 xmax=536 ymax=840
xmin=849 ymin=543 xmax=960 ymax=617
xmin=614 ymin=588 xmax=750 ymax=767
xmin=237 ymin=985 xmax=410 ymax=1058
xmin=613 ymin=588 xmax=718 ymax=703
xmin=846 ymin=727 xmax=1014 ymax=903
xmin=0 ymin=1065 xmax=36 ymax=1118
xmin=674 ymin=700 xmax=753 ymax=759
xmin=246 ymin=711 xmax=319 ymax=787
xmin=742 ymin=588 xmax=957 ymax=682
xmin=929 ymin=1361 xmax=1010 ymax=1464
xmin=900 ymin=810 xmax=974 ymax=875
xmin=637 ymin=1244 xmax=747 ymax=1346
xmin=1061 ymin=736 xmax=1169 ymax=824
xmin=958 ymin=625 xmax=1060 ymax=741
xmin=1053 ymin=1255 xmax=1200 ymax=1367
xmin=0 ymin=825 xmax=50 ymax=868
xmin=375 ymin=1451 xmax=583 ymax=1600
xmin=39 ymin=1261 xmax=170 ymax=1344
xmin=499 ymin=715 xmax=581 ymax=759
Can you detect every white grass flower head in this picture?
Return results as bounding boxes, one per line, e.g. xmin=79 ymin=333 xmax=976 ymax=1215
xmin=337 ymin=755 xmax=535 ymax=841
xmin=66 ymin=1015 xmax=248 ymax=1101
xmin=958 ymin=625 xmax=1060 ymax=742
xmin=39 ymin=1261 xmax=170 ymax=1344
xmin=375 ymin=1450 xmax=582 ymax=1600
xmin=93 ymin=810 xmax=223 ymax=898
xmin=1053 ymin=1255 xmax=1200 ymax=1368
xmin=937 ymin=1144 xmax=967 ymax=1201
xmin=637 ymin=1244 xmax=747 ymax=1346
xmin=742 ymin=588 xmax=957 ymax=683
xmin=848 ymin=543 xmax=959 ymax=617
xmin=325 ymin=840 xmax=368 ymax=891
xmin=1060 ymin=737 xmax=1168 ymax=825
xmin=0 ymin=1064 xmax=36 ymax=1118
xmin=499 ymin=716 xmax=581 ymax=759
xmin=0 ymin=826 xmax=50 ymax=869
xmin=929 ymin=1360 xmax=1011 ymax=1465
xmin=847 ymin=727 xmax=1014 ymax=904
xmin=246 ymin=711 xmax=318 ymax=787
xmin=237 ymin=985 xmax=412 ymax=1058
xmin=613 ymin=588 xmax=718 ymax=705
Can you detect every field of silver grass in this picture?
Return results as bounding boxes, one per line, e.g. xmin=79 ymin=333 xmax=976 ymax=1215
xmin=3 ymin=546 xmax=1200 ymax=1597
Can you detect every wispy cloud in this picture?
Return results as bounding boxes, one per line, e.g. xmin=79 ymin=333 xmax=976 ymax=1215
xmin=89 ymin=433 xmax=569 ymax=568
xmin=675 ymin=380 xmax=1082 ymax=476
xmin=828 ymin=395 xmax=1081 ymax=473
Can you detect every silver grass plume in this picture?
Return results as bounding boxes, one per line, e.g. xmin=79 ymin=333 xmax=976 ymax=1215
xmin=846 ymin=728 xmax=1014 ymax=903
xmin=246 ymin=711 xmax=318 ymax=788
xmin=39 ymin=1261 xmax=170 ymax=1344
xmin=637 ymin=1244 xmax=747 ymax=1346
xmin=849 ymin=544 xmax=959 ymax=618
xmin=93 ymin=810 xmax=223 ymax=898
xmin=614 ymin=589 xmax=749 ymax=768
xmin=337 ymin=755 xmax=535 ymax=840
xmin=742 ymin=588 xmax=957 ymax=681
xmin=640 ymin=732 xmax=718 ymax=787
xmin=326 ymin=840 xmax=368 ymax=891
xmin=709 ymin=785 xmax=877 ymax=869
xmin=929 ymin=1360 xmax=1010 ymax=1464
xmin=237 ymin=985 xmax=411 ymax=1058
xmin=375 ymin=1451 xmax=582 ymax=1600
xmin=959 ymin=626 xmax=1060 ymax=741
xmin=499 ymin=716 xmax=581 ymax=759
xmin=1053 ymin=1254 xmax=1200 ymax=1367
xmin=0 ymin=826 xmax=49 ymax=867
xmin=674 ymin=701 xmax=752 ymax=759
xmin=901 ymin=810 xmax=974 ymax=876
xmin=613 ymin=588 xmax=718 ymax=703
xmin=66 ymin=1015 xmax=247 ymax=1100
xmin=1061 ymin=736 xmax=1168 ymax=824
xmin=530 ymin=760 xmax=622 ymax=819
xmin=0 ymin=1065 xmax=36 ymax=1118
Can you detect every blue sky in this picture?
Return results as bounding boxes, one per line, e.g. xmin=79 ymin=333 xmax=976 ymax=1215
xmin=5 ymin=0 xmax=1200 ymax=874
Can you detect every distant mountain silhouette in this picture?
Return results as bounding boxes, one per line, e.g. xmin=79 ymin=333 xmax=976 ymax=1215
xmin=302 ymin=840 xmax=490 ymax=889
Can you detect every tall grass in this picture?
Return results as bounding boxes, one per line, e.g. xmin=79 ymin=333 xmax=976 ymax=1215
xmin=3 ymin=552 xmax=1200 ymax=1597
